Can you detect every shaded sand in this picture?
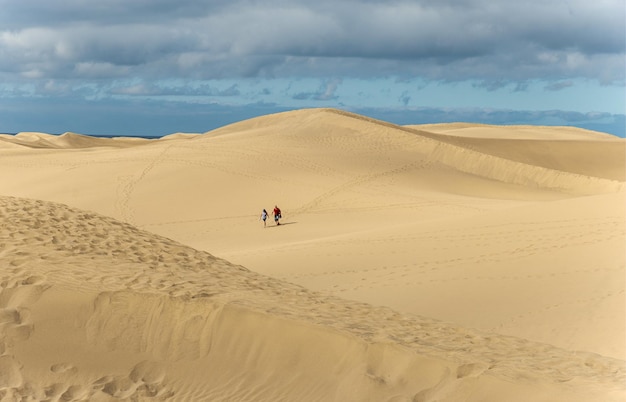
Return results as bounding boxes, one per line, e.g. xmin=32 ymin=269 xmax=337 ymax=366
xmin=1 ymin=108 xmax=625 ymax=400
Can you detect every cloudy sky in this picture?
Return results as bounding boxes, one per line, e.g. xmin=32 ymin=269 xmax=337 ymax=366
xmin=1 ymin=0 xmax=624 ymax=136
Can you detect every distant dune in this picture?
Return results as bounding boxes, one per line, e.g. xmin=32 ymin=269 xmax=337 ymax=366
xmin=0 ymin=132 xmax=153 ymax=149
xmin=0 ymin=108 xmax=624 ymax=401
xmin=409 ymin=123 xmax=620 ymax=140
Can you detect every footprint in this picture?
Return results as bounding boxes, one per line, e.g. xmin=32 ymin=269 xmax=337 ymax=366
xmin=101 ymin=377 xmax=138 ymax=399
xmin=129 ymin=361 xmax=166 ymax=385
xmin=59 ymin=384 xmax=90 ymax=401
xmin=21 ymin=276 xmax=45 ymax=286
xmin=456 ymin=362 xmax=489 ymax=379
xmin=50 ymin=362 xmax=77 ymax=374
xmin=0 ymin=308 xmax=20 ymax=326
xmin=0 ymin=355 xmax=23 ymax=388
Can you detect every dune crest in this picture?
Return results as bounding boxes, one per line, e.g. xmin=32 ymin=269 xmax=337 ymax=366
xmin=205 ymin=108 xmax=624 ymax=194
xmin=1 ymin=195 xmax=624 ymax=401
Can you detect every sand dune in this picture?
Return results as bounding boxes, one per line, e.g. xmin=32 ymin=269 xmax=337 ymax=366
xmin=409 ymin=123 xmax=620 ymax=140
xmin=0 ymin=108 xmax=625 ymax=400
xmin=1 ymin=195 xmax=624 ymax=401
xmin=406 ymin=124 xmax=625 ymax=182
xmin=0 ymin=132 xmax=154 ymax=150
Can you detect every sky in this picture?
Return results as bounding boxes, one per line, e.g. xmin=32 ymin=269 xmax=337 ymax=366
xmin=0 ymin=0 xmax=624 ymax=137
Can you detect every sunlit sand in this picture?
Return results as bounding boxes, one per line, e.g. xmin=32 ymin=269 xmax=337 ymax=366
xmin=1 ymin=108 xmax=624 ymax=401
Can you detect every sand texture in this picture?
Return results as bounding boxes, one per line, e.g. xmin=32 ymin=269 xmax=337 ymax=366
xmin=0 ymin=108 xmax=624 ymax=401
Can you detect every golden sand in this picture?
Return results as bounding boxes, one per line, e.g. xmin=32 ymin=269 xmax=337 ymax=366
xmin=0 ymin=108 xmax=624 ymax=401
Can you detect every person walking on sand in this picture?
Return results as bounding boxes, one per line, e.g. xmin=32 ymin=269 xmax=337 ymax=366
xmin=273 ymin=205 xmax=282 ymax=226
xmin=260 ymin=209 xmax=269 ymax=227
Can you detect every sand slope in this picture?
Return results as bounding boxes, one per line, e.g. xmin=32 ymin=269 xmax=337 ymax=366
xmin=406 ymin=123 xmax=625 ymax=181
xmin=1 ymin=108 xmax=625 ymax=400
xmin=1 ymin=195 xmax=624 ymax=401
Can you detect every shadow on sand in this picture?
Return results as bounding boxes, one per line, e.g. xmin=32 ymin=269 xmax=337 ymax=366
xmin=266 ymin=222 xmax=298 ymax=228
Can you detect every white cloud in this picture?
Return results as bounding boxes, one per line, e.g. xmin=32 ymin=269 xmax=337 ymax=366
xmin=74 ymin=62 xmax=130 ymax=78
xmin=21 ymin=69 xmax=44 ymax=79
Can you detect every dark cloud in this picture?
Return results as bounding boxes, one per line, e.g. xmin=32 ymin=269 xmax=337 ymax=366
xmin=0 ymin=0 xmax=224 ymax=28
xmin=473 ymin=80 xmax=511 ymax=92
xmin=0 ymin=0 xmax=623 ymax=85
xmin=399 ymin=91 xmax=411 ymax=106
xmin=292 ymin=79 xmax=341 ymax=101
xmin=544 ymin=81 xmax=574 ymax=91
xmin=108 ymin=82 xmax=241 ymax=97
xmin=292 ymin=92 xmax=312 ymax=100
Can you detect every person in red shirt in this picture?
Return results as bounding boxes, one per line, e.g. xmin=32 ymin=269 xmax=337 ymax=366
xmin=273 ymin=205 xmax=282 ymax=226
